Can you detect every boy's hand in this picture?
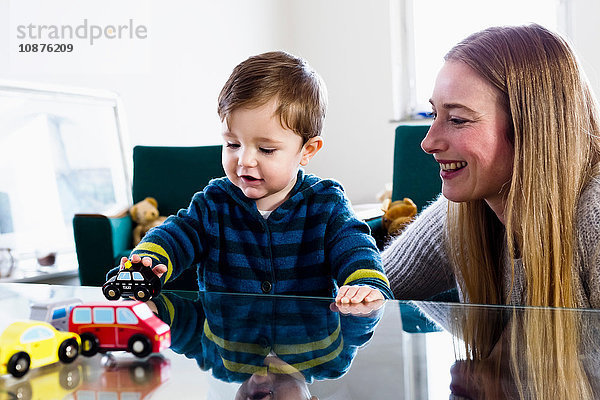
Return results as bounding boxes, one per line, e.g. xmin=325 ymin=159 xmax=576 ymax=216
xmin=335 ymin=285 xmax=384 ymax=304
xmin=146 ymin=300 xmax=158 ymax=314
xmin=120 ymin=255 xmax=167 ymax=278
xmin=330 ymin=298 xmax=385 ymax=316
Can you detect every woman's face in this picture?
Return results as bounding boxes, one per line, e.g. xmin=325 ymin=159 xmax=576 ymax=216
xmin=422 ymin=60 xmax=514 ymax=219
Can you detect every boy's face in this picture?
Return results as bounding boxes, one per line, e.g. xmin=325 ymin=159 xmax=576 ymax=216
xmin=222 ymin=99 xmax=322 ymax=211
xmin=234 ymin=355 xmax=318 ymax=400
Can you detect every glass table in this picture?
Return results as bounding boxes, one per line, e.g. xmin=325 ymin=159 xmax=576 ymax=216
xmin=0 ymin=283 xmax=599 ymax=400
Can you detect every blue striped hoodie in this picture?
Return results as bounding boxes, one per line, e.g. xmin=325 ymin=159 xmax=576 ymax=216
xmin=132 ymin=169 xmax=393 ymax=299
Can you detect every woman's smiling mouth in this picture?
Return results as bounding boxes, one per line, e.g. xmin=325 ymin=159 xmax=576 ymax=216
xmin=440 ymin=161 xmax=467 ymax=171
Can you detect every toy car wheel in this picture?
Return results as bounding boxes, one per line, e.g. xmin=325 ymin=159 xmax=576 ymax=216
xmin=103 ymin=284 xmax=121 ymax=300
xmin=80 ymin=333 xmax=100 ymax=357
xmin=129 ymin=362 xmax=153 ymax=384
xmin=128 ymin=334 xmax=152 ymax=358
xmin=134 ymin=287 xmax=151 ymax=301
xmin=11 ymin=381 xmax=32 ymax=400
xmin=7 ymin=352 xmax=30 ymax=378
xmin=58 ymin=338 xmax=79 ymax=363
xmin=59 ymin=364 xmax=82 ymax=389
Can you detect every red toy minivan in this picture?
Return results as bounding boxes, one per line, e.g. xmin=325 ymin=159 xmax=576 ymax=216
xmin=69 ymin=301 xmax=170 ymax=358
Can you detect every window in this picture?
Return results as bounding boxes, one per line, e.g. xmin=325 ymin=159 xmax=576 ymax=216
xmin=132 ymin=303 xmax=153 ymax=320
xmin=75 ymin=392 xmax=95 ymax=400
xmin=22 ymin=326 xmax=53 ymax=342
xmin=132 ymin=271 xmax=144 ymax=281
xmin=0 ymin=82 xmax=130 ymax=268
xmin=97 ymin=393 xmax=119 ymax=400
xmin=72 ymin=307 xmax=92 ymax=324
xmin=116 ymin=307 xmax=138 ymax=324
xmin=51 ymin=307 xmax=67 ymax=320
xmin=93 ymin=308 xmax=115 ymax=324
xmin=120 ymin=393 xmax=140 ymax=400
xmin=118 ymin=271 xmax=132 ymax=281
xmin=391 ymin=0 xmax=567 ymax=119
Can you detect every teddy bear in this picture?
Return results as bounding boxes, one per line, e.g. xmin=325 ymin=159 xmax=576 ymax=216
xmin=130 ymin=197 xmax=167 ymax=246
xmin=381 ymin=197 xmax=418 ymax=237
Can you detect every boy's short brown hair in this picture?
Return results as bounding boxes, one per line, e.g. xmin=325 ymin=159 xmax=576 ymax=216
xmin=218 ymin=51 xmax=327 ymax=143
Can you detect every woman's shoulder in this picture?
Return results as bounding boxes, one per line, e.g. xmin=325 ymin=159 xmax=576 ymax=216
xmin=385 ymin=194 xmax=448 ymax=246
xmin=576 ymin=175 xmax=600 ymax=238
xmin=578 ymin=175 xmax=600 ymax=217
xmin=418 ymin=194 xmax=448 ymax=219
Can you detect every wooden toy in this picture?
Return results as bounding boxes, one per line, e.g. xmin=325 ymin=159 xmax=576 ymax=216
xmin=0 ymin=321 xmax=80 ymax=378
xmin=69 ymin=301 xmax=170 ymax=358
xmin=102 ymin=259 xmax=161 ymax=302
xmin=29 ymin=298 xmax=83 ymax=331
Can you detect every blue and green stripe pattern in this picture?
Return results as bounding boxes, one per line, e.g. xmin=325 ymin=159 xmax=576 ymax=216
xmin=131 ymin=169 xmax=393 ymax=299
xmin=153 ymin=291 xmax=381 ymax=383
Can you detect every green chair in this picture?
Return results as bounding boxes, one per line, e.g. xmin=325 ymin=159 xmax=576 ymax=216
xmin=367 ymin=124 xmax=441 ymax=249
xmin=372 ymin=124 xmax=459 ymax=302
xmin=73 ymin=145 xmax=225 ymax=290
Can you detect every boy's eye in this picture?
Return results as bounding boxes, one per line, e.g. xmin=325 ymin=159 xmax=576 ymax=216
xmin=226 ymin=142 xmax=240 ymax=149
xmin=259 ymin=147 xmax=276 ymax=154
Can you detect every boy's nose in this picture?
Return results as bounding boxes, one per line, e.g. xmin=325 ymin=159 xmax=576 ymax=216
xmin=238 ymin=149 xmax=258 ymax=167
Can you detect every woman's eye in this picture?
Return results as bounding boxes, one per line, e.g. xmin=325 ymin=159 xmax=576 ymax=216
xmin=226 ymin=142 xmax=240 ymax=149
xmin=449 ymin=117 xmax=468 ymax=125
xmin=427 ymin=111 xmax=437 ymax=120
xmin=259 ymin=148 xmax=276 ymax=154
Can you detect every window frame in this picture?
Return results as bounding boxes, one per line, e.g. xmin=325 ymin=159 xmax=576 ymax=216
xmin=389 ymin=0 xmax=572 ymax=121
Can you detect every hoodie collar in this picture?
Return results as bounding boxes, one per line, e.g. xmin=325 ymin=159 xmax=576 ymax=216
xmin=214 ymin=169 xmax=309 ymax=218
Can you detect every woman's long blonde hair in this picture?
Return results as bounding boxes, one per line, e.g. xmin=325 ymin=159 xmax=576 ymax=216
xmin=444 ymin=24 xmax=600 ymax=399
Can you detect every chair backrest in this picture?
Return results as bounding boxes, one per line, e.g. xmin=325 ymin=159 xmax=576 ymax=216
xmin=132 ymin=145 xmax=225 ymax=216
xmin=391 ymin=124 xmax=441 ymax=211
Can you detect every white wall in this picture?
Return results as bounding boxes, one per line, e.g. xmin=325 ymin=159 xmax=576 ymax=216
xmin=568 ymin=0 xmax=600 ymax=98
xmin=271 ymin=0 xmax=395 ymax=204
xmin=1 ymin=0 xmax=283 ymax=147
xmin=1 ymin=0 xmax=599 ymax=204
xmin=0 ymin=0 xmax=394 ymax=205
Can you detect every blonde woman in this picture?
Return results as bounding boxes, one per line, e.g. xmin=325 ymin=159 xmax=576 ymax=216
xmin=383 ymin=24 xmax=600 ymax=399
xmin=384 ymin=23 xmax=600 ymax=308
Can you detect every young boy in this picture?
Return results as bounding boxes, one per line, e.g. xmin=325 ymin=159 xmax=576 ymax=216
xmin=121 ymin=51 xmax=393 ymax=303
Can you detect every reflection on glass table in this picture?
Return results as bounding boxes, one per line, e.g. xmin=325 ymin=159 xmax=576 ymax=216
xmin=151 ymin=291 xmax=382 ymax=400
xmin=1 ymin=283 xmax=600 ymax=399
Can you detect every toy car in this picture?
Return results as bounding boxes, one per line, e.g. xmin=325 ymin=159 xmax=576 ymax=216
xmin=102 ymin=259 xmax=161 ymax=301
xmin=69 ymin=301 xmax=170 ymax=358
xmin=30 ymin=298 xmax=83 ymax=331
xmin=0 ymin=320 xmax=80 ymax=378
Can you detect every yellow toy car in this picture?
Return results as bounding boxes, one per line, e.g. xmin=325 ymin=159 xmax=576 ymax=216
xmin=0 ymin=321 xmax=81 ymax=378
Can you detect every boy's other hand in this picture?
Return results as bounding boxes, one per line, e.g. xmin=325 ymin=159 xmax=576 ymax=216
xmin=335 ymin=285 xmax=384 ymax=304
xmin=330 ymin=298 xmax=385 ymax=316
xmin=120 ymin=255 xmax=168 ymax=278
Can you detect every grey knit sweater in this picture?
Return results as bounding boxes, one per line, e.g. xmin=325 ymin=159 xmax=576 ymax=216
xmin=382 ymin=176 xmax=600 ymax=307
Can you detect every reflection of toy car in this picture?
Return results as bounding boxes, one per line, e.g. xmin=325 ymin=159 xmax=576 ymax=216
xmin=72 ymin=354 xmax=170 ymax=400
xmin=69 ymin=301 xmax=170 ymax=358
xmin=102 ymin=260 xmax=161 ymax=301
xmin=30 ymin=298 xmax=83 ymax=331
xmin=0 ymin=321 xmax=80 ymax=378
xmin=0 ymin=362 xmax=82 ymax=400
